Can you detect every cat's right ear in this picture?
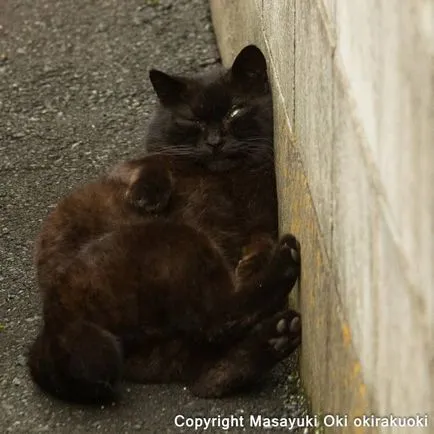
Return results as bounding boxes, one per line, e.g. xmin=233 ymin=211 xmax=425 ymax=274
xmin=149 ymin=69 xmax=187 ymax=107
xmin=230 ymin=45 xmax=269 ymax=93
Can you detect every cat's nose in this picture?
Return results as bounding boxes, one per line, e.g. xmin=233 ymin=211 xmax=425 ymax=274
xmin=207 ymin=130 xmax=222 ymax=148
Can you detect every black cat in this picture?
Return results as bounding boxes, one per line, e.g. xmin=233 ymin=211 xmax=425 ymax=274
xmin=28 ymin=45 xmax=302 ymax=404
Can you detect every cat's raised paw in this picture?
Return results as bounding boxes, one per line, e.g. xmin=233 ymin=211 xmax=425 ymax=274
xmin=277 ymin=234 xmax=301 ymax=264
xmin=265 ymin=233 xmax=301 ymax=285
xmin=126 ymin=166 xmax=173 ymax=214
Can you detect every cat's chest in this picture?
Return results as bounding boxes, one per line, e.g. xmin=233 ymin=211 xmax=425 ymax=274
xmin=173 ymin=168 xmax=277 ymax=235
xmin=177 ymin=178 xmax=237 ymax=225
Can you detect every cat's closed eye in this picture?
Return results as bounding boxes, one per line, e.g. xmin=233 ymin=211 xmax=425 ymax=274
xmin=174 ymin=117 xmax=203 ymax=129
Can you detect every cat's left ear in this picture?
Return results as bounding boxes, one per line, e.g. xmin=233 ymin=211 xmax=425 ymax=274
xmin=230 ymin=45 xmax=269 ymax=92
xmin=149 ymin=69 xmax=188 ymax=107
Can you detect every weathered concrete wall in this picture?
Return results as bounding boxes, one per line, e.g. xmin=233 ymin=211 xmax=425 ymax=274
xmin=210 ymin=1 xmax=433 ymax=432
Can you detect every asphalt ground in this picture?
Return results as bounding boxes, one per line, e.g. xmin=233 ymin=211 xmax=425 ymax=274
xmin=0 ymin=1 xmax=308 ymax=432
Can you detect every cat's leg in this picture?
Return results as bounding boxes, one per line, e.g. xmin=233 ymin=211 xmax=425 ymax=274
xmin=28 ymin=320 xmax=123 ymax=404
xmin=122 ymin=309 xmax=301 ymax=391
xmin=235 ymin=233 xmax=300 ymax=294
xmin=108 ymin=156 xmax=173 ymax=214
xmin=213 ymin=233 xmax=301 ymax=336
xmin=188 ymin=309 xmax=301 ymax=398
xmin=113 ymin=231 xmax=300 ymax=387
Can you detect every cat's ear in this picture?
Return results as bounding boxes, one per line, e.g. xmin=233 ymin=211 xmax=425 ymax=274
xmin=230 ymin=45 xmax=268 ymax=92
xmin=149 ymin=69 xmax=188 ymax=106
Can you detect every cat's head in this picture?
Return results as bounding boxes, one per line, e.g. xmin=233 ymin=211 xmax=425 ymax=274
xmin=146 ymin=45 xmax=273 ymax=171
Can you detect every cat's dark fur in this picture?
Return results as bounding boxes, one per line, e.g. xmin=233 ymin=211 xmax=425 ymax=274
xmin=28 ymin=46 xmax=302 ymax=404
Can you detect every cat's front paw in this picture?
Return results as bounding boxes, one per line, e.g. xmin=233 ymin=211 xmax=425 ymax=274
xmin=266 ymin=233 xmax=301 ymax=286
xmin=126 ymin=165 xmax=173 ymax=214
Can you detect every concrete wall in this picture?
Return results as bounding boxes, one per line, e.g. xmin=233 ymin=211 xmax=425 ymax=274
xmin=210 ymin=1 xmax=433 ymax=432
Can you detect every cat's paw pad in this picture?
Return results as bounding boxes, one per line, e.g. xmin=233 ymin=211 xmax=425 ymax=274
xmin=279 ymin=234 xmax=301 ymax=264
xmin=268 ymin=312 xmax=301 ymax=355
xmin=268 ymin=234 xmax=301 ymax=281
xmin=127 ymin=169 xmax=172 ymax=214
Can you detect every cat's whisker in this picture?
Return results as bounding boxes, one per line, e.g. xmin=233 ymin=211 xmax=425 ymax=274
xmin=152 ymin=147 xmax=203 ymax=158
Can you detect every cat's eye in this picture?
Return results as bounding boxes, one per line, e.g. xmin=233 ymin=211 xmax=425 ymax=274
xmin=228 ymin=106 xmax=245 ymax=119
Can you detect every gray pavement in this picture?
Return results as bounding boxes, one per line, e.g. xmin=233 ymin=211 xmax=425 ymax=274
xmin=0 ymin=0 xmax=308 ymax=432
